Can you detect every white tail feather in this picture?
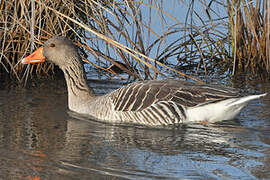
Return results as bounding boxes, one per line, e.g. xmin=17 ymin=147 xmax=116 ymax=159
xmin=186 ymin=93 xmax=267 ymax=123
xmin=228 ymin=93 xmax=267 ymax=106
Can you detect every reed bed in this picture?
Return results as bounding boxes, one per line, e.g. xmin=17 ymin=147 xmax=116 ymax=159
xmin=227 ymin=0 xmax=270 ymax=77
xmin=0 ymin=0 xmax=269 ymax=83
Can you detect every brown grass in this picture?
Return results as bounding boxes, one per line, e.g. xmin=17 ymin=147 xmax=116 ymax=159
xmin=0 ymin=0 xmax=80 ymax=80
xmin=227 ymin=0 xmax=270 ymax=77
xmin=0 ymin=0 xmax=269 ymax=83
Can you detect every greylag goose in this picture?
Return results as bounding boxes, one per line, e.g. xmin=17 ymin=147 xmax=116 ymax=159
xmin=21 ymin=36 xmax=266 ymax=126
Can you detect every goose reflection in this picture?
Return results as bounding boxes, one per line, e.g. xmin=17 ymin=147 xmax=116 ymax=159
xmin=55 ymin=114 xmax=238 ymax=178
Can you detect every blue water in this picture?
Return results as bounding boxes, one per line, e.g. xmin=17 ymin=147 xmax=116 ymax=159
xmin=0 ymin=75 xmax=269 ymax=180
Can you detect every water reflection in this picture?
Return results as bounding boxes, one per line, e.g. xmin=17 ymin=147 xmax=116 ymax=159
xmin=0 ymin=78 xmax=269 ymax=179
xmin=56 ymin=118 xmax=270 ymax=179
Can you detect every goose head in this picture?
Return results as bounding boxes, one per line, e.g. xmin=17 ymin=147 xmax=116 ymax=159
xmin=22 ymin=36 xmax=81 ymax=68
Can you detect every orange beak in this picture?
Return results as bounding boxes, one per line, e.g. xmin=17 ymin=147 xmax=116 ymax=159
xmin=21 ymin=47 xmax=46 ymax=64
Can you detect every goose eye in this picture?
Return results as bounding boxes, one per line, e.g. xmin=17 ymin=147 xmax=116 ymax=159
xmin=49 ymin=43 xmax=55 ymax=48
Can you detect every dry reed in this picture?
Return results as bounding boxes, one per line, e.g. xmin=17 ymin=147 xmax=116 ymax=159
xmin=0 ymin=0 xmax=269 ymax=83
xmin=227 ymin=0 xmax=270 ymax=77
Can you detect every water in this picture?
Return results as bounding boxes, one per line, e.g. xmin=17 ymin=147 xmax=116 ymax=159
xmin=0 ymin=76 xmax=270 ymax=180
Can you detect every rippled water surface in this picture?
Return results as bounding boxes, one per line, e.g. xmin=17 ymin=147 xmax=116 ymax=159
xmin=0 ymin=77 xmax=270 ymax=180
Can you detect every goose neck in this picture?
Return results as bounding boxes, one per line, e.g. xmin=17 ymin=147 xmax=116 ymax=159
xmin=61 ymin=60 xmax=95 ymax=110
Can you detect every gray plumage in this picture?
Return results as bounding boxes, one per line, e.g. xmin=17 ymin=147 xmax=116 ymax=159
xmin=22 ymin=36 xmax=267 ymax=126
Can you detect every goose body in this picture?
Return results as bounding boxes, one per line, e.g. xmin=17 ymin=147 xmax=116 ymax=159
xmin=22 ymin=36 xmax=266 ymax=126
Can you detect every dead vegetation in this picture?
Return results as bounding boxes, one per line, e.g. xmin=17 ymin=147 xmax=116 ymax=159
xmin=0 ymin=0 xmax=269 ymax=83
xmin=227 ymin=0 xmax=270 ymax=77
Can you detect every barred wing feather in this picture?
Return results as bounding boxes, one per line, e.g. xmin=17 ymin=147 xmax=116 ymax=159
xmin=110 ymin=80 xmax=240 ymax=112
